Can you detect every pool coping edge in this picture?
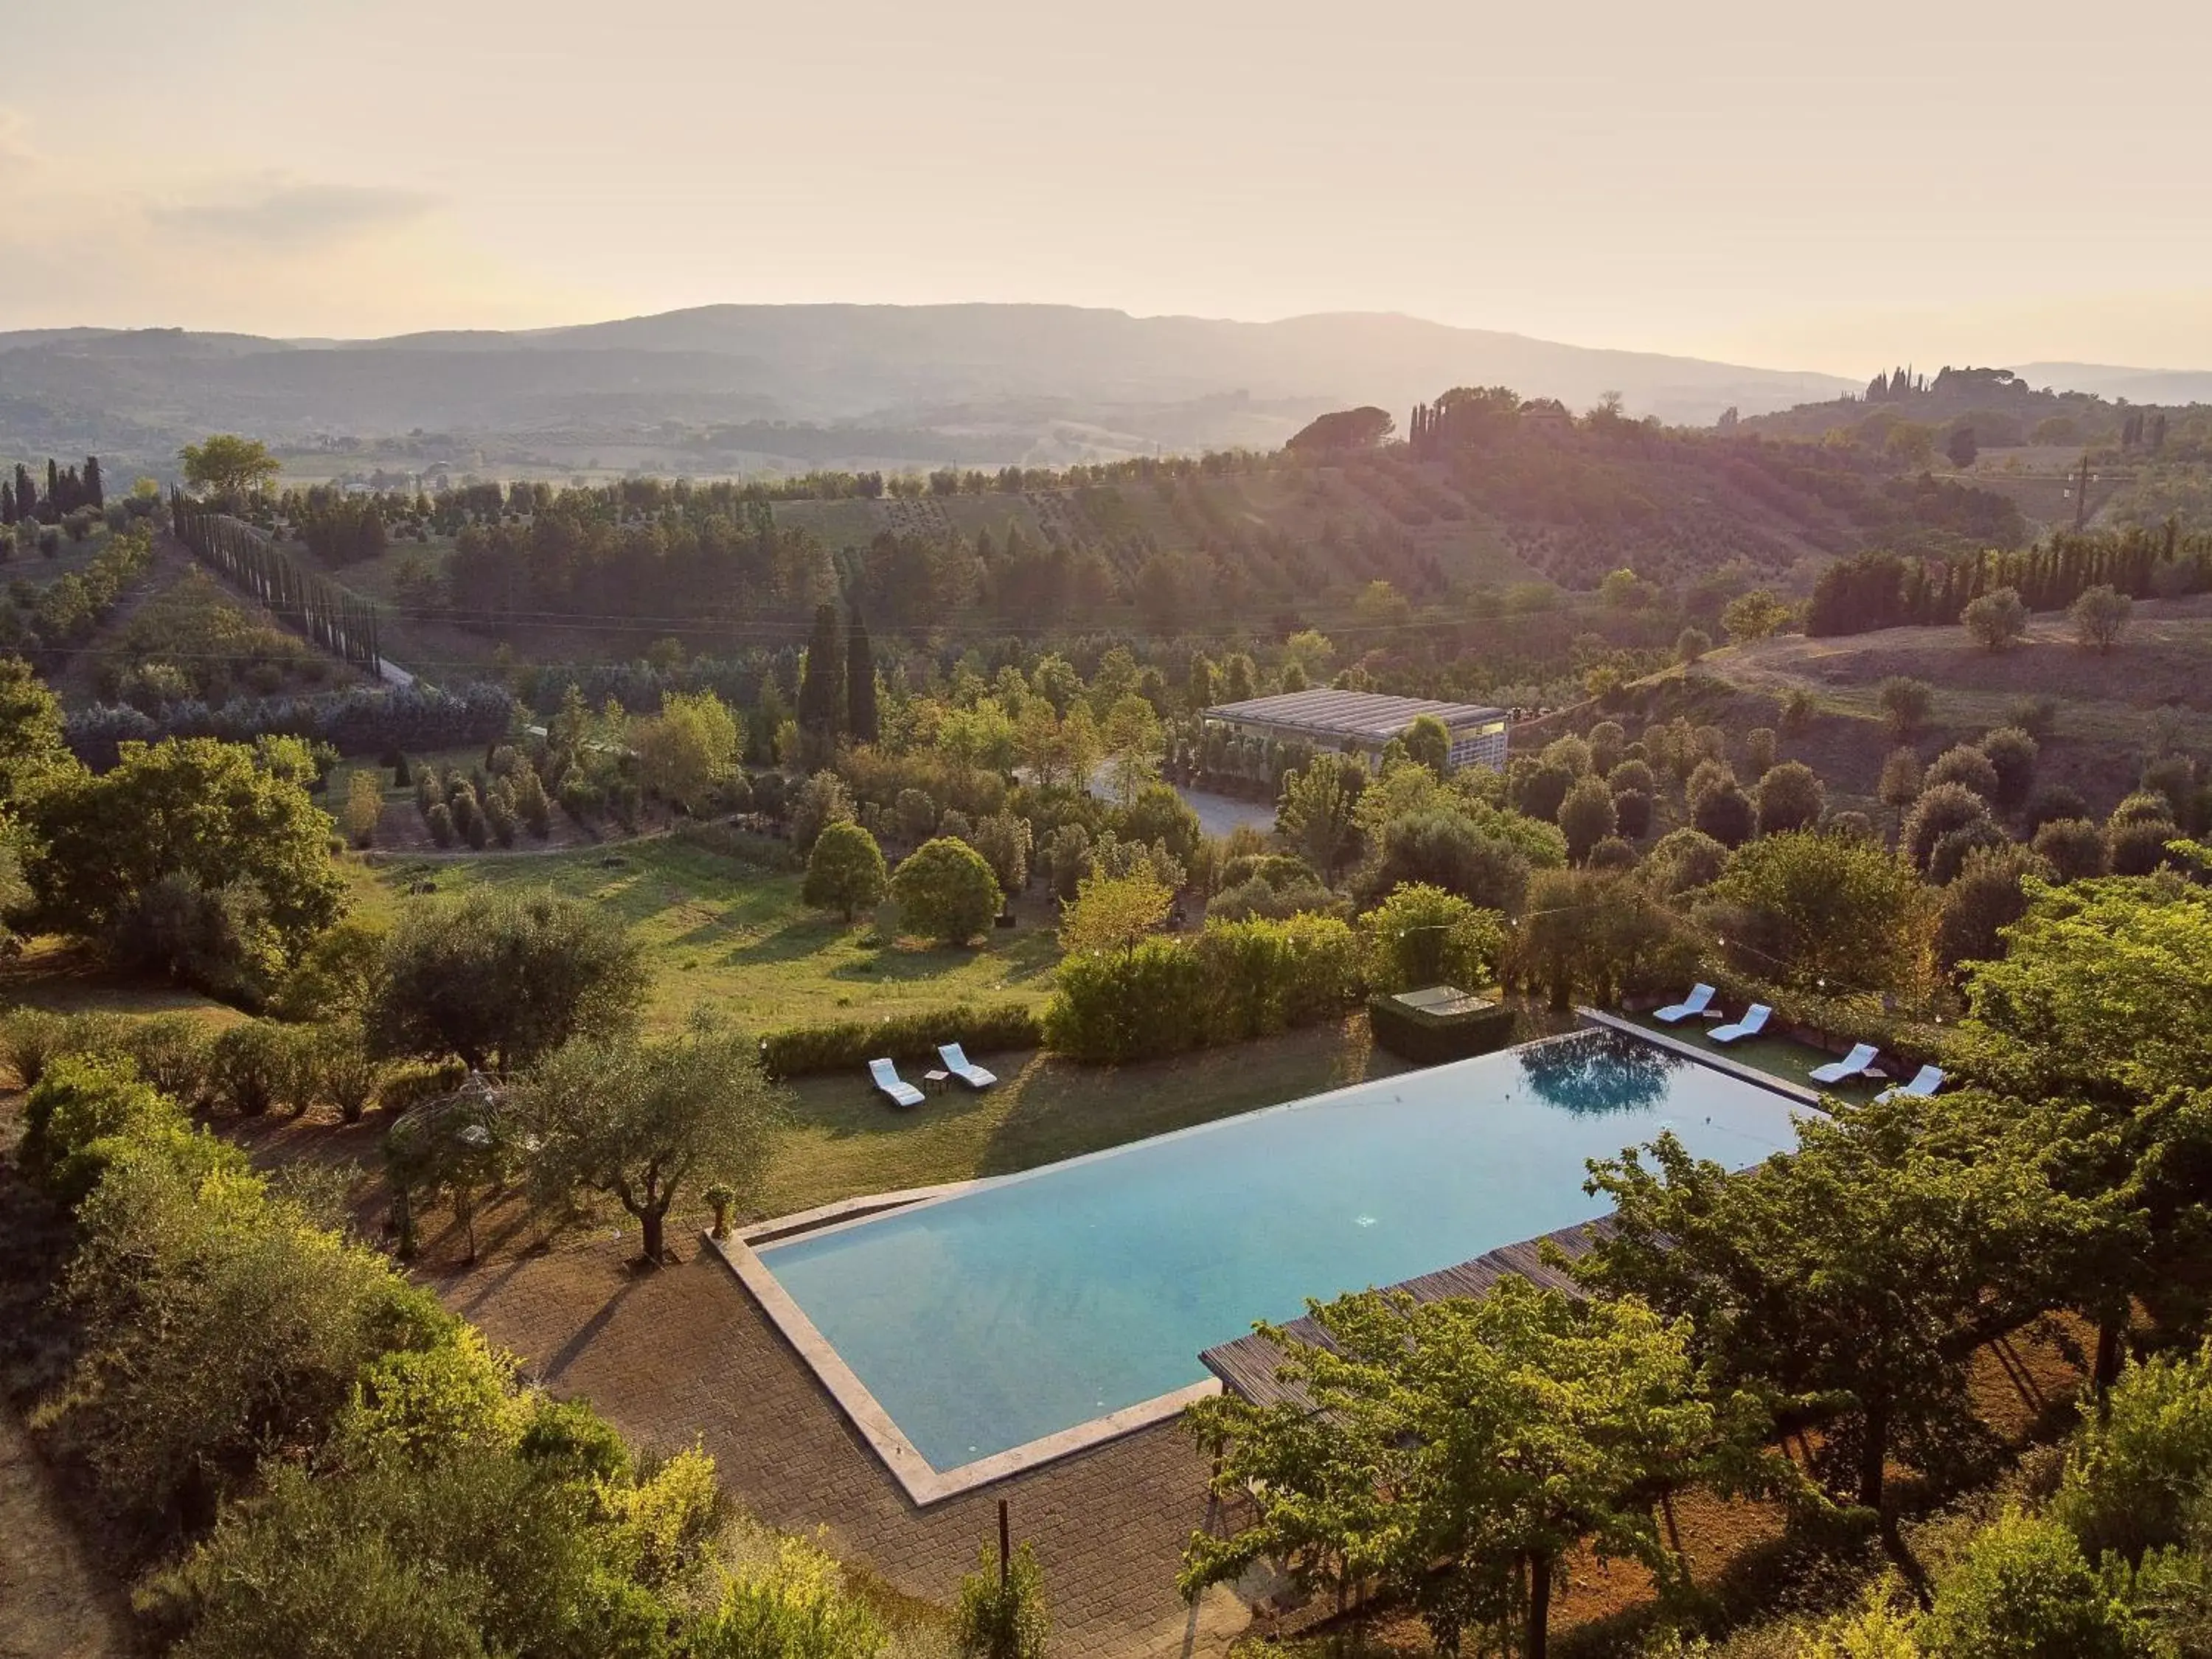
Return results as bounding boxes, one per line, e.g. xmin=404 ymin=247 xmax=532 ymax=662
xmin=705 ymin=1218 xmax=1219 ymax=1507
xmin=1578 ymin=1006 xmax=1828 ymax=1109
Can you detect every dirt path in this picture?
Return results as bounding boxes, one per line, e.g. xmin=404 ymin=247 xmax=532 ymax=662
xmin=0 ymin=1394 xmax=128 ymax=1659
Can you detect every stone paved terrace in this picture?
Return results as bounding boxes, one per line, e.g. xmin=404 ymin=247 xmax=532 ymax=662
xmin=432 ymin=1235 xmax=1253 ymax=1659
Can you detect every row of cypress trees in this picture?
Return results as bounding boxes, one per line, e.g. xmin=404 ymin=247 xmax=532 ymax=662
xmin=170 ymin=493 xmax=383 ymax=674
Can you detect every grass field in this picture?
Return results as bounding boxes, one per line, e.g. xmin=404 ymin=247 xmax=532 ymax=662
xmin=358 ymin=836 xmax=1062 ymax=1034
xmin=762 ymin=1018 xmax=1401 ymax=1217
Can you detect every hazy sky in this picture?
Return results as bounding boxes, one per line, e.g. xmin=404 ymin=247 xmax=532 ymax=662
xmin=4 ymin=0 xmax=2208 ymax=373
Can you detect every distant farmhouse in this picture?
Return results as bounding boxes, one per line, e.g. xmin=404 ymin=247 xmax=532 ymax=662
xmin=1201 ymin=689 xmax=1510 ymax=773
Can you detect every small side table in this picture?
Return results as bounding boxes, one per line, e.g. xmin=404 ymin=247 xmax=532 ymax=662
xmin=923 ymin=1069 xmax=951 ymax=1096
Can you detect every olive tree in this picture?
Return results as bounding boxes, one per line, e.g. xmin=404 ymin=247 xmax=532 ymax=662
xmin=1962 ymin=585 xmax=2028 ymax=653
xmin=516 ymin=1019 xmax=782 ymax=1265
xmin=368 ymin=887 xmax=647 ymax=1074
xmin=2070 ymin=583 xmax=2132 ymax=654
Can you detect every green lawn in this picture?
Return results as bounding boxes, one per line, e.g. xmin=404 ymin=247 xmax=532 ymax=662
xmin=760 ymin=1017 xmax=1403 ymax=1218
xmin=1621 ymin=1009 xmax=1885 ymax=1106
xmin=360 ymin=837 xmax=1063 ymax=1034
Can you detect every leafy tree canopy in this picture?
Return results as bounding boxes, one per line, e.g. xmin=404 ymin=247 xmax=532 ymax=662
xmin=517 ymin=1018 xmax=782 ymax=1263
xmin=1182 ymin=1276 xmax=1783 ymax=1659
xmin=30 ymin=735 xmax=346 ymax=967
xmin=368 ymin=886 xmax=648 ymax=1074
xmin=178 ymin=434 xmax=281 ymax=498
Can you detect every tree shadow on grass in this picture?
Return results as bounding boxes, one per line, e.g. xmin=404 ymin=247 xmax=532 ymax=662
xmin=721 ymin=915 xmax=854 ymax=967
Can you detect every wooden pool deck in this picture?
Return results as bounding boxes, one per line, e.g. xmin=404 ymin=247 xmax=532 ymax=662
xmin=1199 ymin=1218 xmax=1617 ymax=1408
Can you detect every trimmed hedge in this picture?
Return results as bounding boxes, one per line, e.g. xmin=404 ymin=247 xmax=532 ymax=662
xmin=760 ymin=1001 xmax=1040 ymax=1079
xmin=1043 ymin=914 xmax=1364 ymax=1064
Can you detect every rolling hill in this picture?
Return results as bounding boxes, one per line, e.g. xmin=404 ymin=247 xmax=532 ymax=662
xmin=0 ymin=305 xmax=1855 ymax=481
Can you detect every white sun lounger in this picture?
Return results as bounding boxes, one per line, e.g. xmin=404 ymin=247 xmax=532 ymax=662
xmin=937 ymin=1043 xmax=997 ymax=1091
xmin=1653 ymin=983 xmax=1717 ymax=1023
xmin=868 ymin=1057 xmax=925 ymax=1109
xmin=1877 ymin=1064 xmax=1945 ymax=1102
xmin=1708 ymin=1004 xmax=1771 ymax=1045
xmin=1809 ymin=1042 xmax=1880 ymax=1085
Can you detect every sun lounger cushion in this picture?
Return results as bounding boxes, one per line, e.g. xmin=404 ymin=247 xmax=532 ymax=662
xmin=1653 ymin=984 xmax=1717 ymax=1023
xmin=1708 ymin=1004 xmax=1771 ymax=1044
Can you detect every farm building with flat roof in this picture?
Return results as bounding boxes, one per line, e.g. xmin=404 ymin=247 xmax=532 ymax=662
xmin=1200 ymin=689 xmax=1509 ymax=773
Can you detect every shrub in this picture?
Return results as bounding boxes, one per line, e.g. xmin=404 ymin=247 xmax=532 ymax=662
xmin=2070 ymin=582 xmax=2132 ymax=653
xmin=1358 ymin=813 xmax=1533 ymax=915
xmin=788 ymin=770 xmax=855 ymax=854
xmin=1979 ymin=726 xmax=2038 ymax=808
xmin=952 ymin=1539 xmax=1049 ymax=1659
xmin=1607 ymin=759 xmax=1655 ymax=799
xmin=208 ymin=1020 xmax=296 ymax=1116
xmin=890 ymin=838 xmax=1003 ymax=946
xmin=21 ymin=1053 xmax=184 ymax=1205
xmin=801 ymin=820 xmax=888 ymax=920
xmin=1207 ymin=874 xmax=1346 ymax=923
xmin=1936 ymin=844 xmax=2050 ymax=975
xmin=1961 ymin=585 xmax=2028 ymax=653
xmin=1901 ymin=782 xmax=1993 ymax=872
xmin=968 ymin=811 xmax=1032 ymax=898
xmin=56 ymin=1136 xmax=453 ymax=1529
xmin=2031 ymin=818 xmax=2107 ymax=882
xmin=1690 ymin=777 xmax=1754 ymax=847
xmin=1043 ymin=938 xmax=1208 ymax=1063
xmin=2108 ymin=815 xmax=2184 ymax=877
xmin=1644 ymin=827 xmax=1728 ymax=899
xmin=1925 ymin=743 xmax=2000 ymax=802
xmin=2141 ymin=754 xmax=2198 ymax=827
xmin=1610 ymin=787 xmax=1652 ymax=841
xmin=1194 ymin=914 xmax=1362 ymax=1041
xmin=1745 ymin=726 xmax=1777 ymax=776
xmin=2054 ymin=1340 xmax=2212 ymax=1563
xmin=1919 ymin=1508 xmax=2133 ymax=1659
xmin=0 ymin=1007 xmax=106 ymax=1089
xmin=1360 ymin=884 xmax=1507 ymax=995
xmin=116 ymin=1013 xmax=218 ymax=1107
xmin=1674 ymin=627 xmax=1711 ymax=664
xmin=2008 ymin=694 xmax=2059 ymax=737
xmin=759 ymin=1001 xmax=1040 ymax=1078
xmin=1557 ymin=776 xmax=1618 ymax=864
xmin=1755 ymin=761 xmax=1825 ymax=835
xmin=2023 ymin=784 xmax=2089 ymax=835
xmin=892 ymin=787 xmax=938 ymax=844
xmin=1878 ymin=675 xmax=1933 ymax=740
xmin=697 ymin=1530 xmax=890 ymax=1659
xmin=1927 ymin=818 xmax=2011 ymax=885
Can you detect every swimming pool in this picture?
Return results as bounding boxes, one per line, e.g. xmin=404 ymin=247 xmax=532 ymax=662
xmin=746 ymin=1028 xmax=1803 ymax=1489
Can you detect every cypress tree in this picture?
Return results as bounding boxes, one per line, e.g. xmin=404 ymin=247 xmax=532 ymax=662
xmin=83 ymin=456 xmax=103 ymax=509
xmin=846 ymin=608 xmax=878 ymax=745
xmin=0 ymin=481 xmax=12 ymax=526
xmin=45 ymin=459 xmax=59 ymax=520
xmin=15 ymin=465 xmax=35 ymax=523
xmin=796 ymin=601 xmax=843 ymax=761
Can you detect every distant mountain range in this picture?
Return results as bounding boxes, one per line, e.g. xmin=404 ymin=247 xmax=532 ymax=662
xmin=1 ymin=306 xmax=2199 ymax=482
xmin=0 ymin=305 xmax=1858 ymax=479
xmin=2011 ymin=362 xmax=2212 ymax=406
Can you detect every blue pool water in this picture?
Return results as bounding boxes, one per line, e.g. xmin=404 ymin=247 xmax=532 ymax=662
xmin=758 ymin=1029 xmax=1803 ymax=1471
